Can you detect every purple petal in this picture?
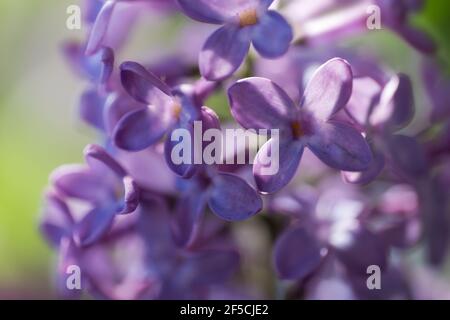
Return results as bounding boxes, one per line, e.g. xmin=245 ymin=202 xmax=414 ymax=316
xmin=84 ymin=144 xmax=127 ymax=178
xmin=301 ymin=58 xmax=353 ymax=121
xmin=103 ymin=93 xmax=144 ymax=136
xmin=199 ymin=25 xmax=251 ymax=81
xmin=120 ymin=61 xmax=173 ymax=105
xmin=345 ymin=77 xmax=382 ymax=127
xmin=332 ymin=227 xmax=388 ymax=275
xmin=164 ymin=125 xmax=198 ymax=179
xmin=50 ymin=165 xmax=111 ymax=203
xmin=74 ymin=205 xmax=117 ymax=247
xmin=113 ymin=107 xmax=169 ymax=151
xmin=228 ymin=77 xmax=296 ymax=131
xmin=254 ymin=139 xmax=304 ymax=194
xmin=40 ymin=191 xmax=74 ymax=247
xmin=176 ymin=0 xmax=270 ymax=24
xmin=85 ymin=0 xmax=116 ymax=55
xmin=396 ymin=25 xmax=436 ymax=55
xmin=274 ymin=227 xmax=324 ymax=280
xmin=79 ymin=89 xmax=105 ymax=131
xmin=172 ymin=190 xmax=207 ymax=247
xmin=307 ymin=121 xmax=372 ymax=171
xmin=208 ymin=173 xmax=262 ymax=221
xmin=183 ymin=250 xmax=240 ymax=287
xmin=370 ymin=74 xmax=414 ymax=131
xmin=252 ymin=11 xmax=293 ymax=58
xmin=342 ymin=149 xmax=385 ymax=185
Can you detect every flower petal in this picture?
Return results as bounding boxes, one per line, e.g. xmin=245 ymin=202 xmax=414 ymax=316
xmin=113 ymin=107 xmax=169 ymax=151
xmin=57 ymin=238 xmax=82 ymax=299
xmin=254 ymin=139 xmax=304 ymax=194
xmin=79 ymin=89 xmax=106 ymax=131
xmin=208 ymin=173 xmax=262 ymax=221
xmin=228 ymin=77 xmax=296 ymax=131
xmin=74 ymin=205 xmax=117 ymax=247
xmin=252 ymin=11 xmax=293 ymax=58
xmin=301 ymin=58 xmax=353 ymax=121
xmin=274 ymin=227 xmax=324 ymax=280
xmin=85 ymin=0 xmax=116 ymax=55
xmin=40 ymin=191 xmax=74 ymax=247
xmin=50 ymin=164 xmax=111 ymax=203
xmin=307 ymin=121 xmax=372 ymax=171
xmin=176 ymin=0 xmax=269 ymax=24
xmin=342 ymin=149 xmax=385 ymax=185
xmin=370 ymin=74 xmax=414 ymax=131
xmin=199 ymin=25 xmax=250 ymax=81
xmin=120 ymin=61 xmax=173 ymax=105
xmin=172 ymin=190 xmax=207 ymax=247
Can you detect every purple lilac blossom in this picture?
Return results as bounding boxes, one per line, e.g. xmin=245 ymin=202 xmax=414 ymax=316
xmin=40 ymin=0 xmax=450 ymax=300
xmin=176 ymin=0 xmax=293 ymax=80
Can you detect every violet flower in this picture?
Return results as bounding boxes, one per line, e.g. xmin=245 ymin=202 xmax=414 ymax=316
xmin=112 ymin=61 xmax=219 ymax=178
xmin=172 ymin=166 xmax=263 ymax=247
xmin=176 ymin=0 xmax=293 ymax=80
xmin=228 ymin=58 xmax=372 ymax=193
xmin=49 ymin=144 xmax=139 ymax=247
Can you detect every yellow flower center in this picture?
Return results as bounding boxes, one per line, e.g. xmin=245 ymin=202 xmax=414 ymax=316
xmin=291 ymin=121 xmax=304 ymax=139
xmin=172 ymin=101 xmax=182 ymax=119
xmin=239 ymin=9 xmax=258 ymax=27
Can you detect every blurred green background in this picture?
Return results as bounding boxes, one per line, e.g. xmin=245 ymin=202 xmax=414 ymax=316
xmin=0 ymin=0 xmax=449 ymax=299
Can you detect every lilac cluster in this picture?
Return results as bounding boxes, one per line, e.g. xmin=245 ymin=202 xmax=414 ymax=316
xmin=40 ymin=0 xmax=450 ymax=299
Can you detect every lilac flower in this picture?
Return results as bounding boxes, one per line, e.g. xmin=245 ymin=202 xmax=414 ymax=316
xmin=132 ymin=195 xmax=241 ymax=299
xmin=176 ymin=0 xmax=293 ymax=80
xmin=49 ymin=144 xmax=139 ymax=247
xmin=172 ymin=166 xmax=263 ymax=247
xmin=229 ymin=58 xmax=372 ymax=193
xmin=272 ymin=180 xmax=388 ymax=288
xmin=113 ymin=61 xmax=219 ymax=178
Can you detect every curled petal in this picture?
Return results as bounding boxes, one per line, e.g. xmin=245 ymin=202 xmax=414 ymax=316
xmin=301 ymin=58 xmax=353 ymax=121
xmin=252 ymin=11 xmax=293 ymax=58
xmin=84 ymin=144 xmax=127 ymax=178
xmin=208 ymin=173 xmax=262 ymax=221
xmin=118 ymin=176 xmax=140 ymax=214
xmin=40 ymin=191 xmax=74 ymax=247
xmin=200 ymin=25 xmax=251 ymax=81
xmin=228 ymin=77 xmax=296 ymax=131
xmin=370 ymin=74 xmax=414 ymax=131
xmin=307 ymin=121 xmax=372 ymax=171
xmin=274 ymin=227 xmax=324 ymax=280
xmin=74 ymin=206 xmax=117 ymax=247
xmin=120 ymin=61 xmax=173 ymax=105
xmin=113 ymin=107 xmax=169 ymax=151
xmin=254 ymin=139 xmax=304 ymax=194
xmin=50 ymin=164 xmax=111 ymax=203
xmin=85 ymin=1 xmax=116 ymax=55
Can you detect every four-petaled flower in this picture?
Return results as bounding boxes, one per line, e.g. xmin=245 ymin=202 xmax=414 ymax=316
xmin=177 ymin=0 xmax=293 ymax=80
xmin=228 ymin=58 xmax=373 ymax=193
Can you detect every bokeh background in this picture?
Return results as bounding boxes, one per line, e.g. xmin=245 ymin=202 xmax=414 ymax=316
xmin=1 ymin=0 xmax=450 ymax=299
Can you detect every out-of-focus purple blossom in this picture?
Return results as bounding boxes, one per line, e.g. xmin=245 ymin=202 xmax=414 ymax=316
xmin=229 ymin=58 xmax=372 ymax=193
xmin=172 ymin=166 xmax=263 ymax=247
xmin=283 ymin=0 xmax=435 ymax=54
xmin=112 ymin=61 xmax=219 ymax=178
xmin=48 ymin=144 xmax=139 ymax=247
xmin=176 ymin=0 xmax=293 ymax=80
